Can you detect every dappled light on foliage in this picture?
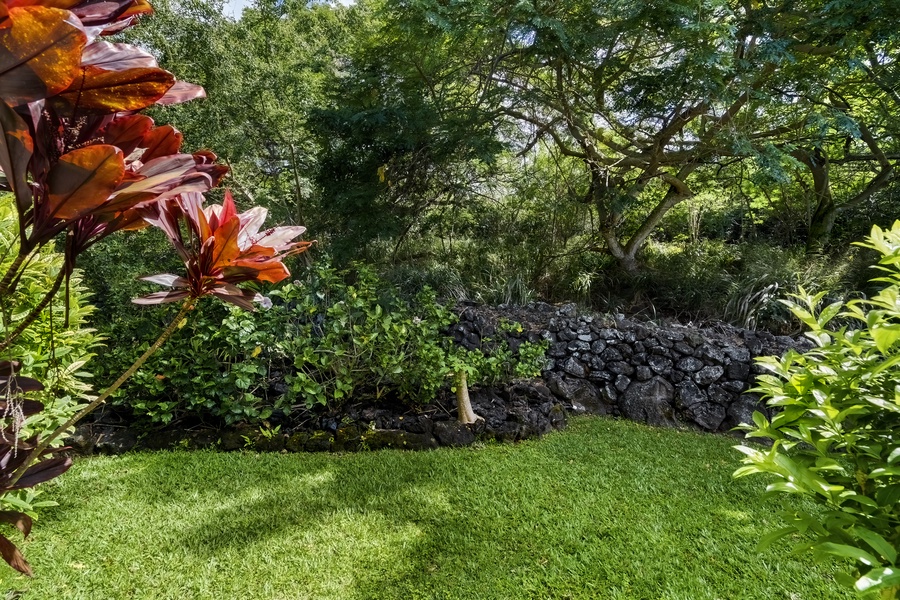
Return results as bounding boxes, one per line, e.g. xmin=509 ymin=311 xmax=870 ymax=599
xmin=736 ymin=221 xmax=900 ymax=598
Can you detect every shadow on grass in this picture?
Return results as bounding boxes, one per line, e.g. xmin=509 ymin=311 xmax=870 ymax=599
xmin=30 ymin=418 xmax=853 ymax=600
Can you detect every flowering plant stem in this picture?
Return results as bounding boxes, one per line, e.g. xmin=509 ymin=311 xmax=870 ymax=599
xmin=0 ymin=268 xmax=67 ymax=354
xmin=6 ymin=299 xmax=196 ymax=488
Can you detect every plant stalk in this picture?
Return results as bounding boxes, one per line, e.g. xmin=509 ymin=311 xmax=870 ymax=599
xmin=0 ymin=253 xmax=27 ymax=299
xmin=6 ymin=299 xmax=195 ymax=488
xmin=455 ymin=371 xmax=482 ymax=425
xmin=0 ymin=268 xmax=67 ymax=353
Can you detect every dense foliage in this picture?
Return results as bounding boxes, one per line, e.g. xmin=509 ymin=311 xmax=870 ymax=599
xmin=122 ymin=263 xmax=547 ymax=424
xmin=735 ymin=222 xmax=900 ymax=598
xmin=103 ymin=0 xmax=899 ymax=329
xmin=0 ymin=0 xmax=310 ymax=576
xmin=0 ymin=196 xmax=99 ymax=518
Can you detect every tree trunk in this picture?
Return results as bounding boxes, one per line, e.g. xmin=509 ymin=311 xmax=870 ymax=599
xmin=806 ymin=193 xmax=837 ymax=254
xmin=597 ymin=173 xmax=693 ymax=275
xmin=798 ymin=148 xmax=836 ymax=254
xmin=455 ymin=371 xmax=482 ymax=424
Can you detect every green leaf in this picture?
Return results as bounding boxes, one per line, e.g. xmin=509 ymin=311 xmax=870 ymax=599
xmin=855 ymin=567 xmax=900 ymax=592
xmin=756 ymin=527 xmax=796 ymax=552
xmin=872 ymin=324 xmax=900 ymax=354
xmin=816 ymin=542 xmax=879 ymax=566
xmin=887 ymin=448 xmax=900 ymax=465
xmin=868 ymin=466 xmax=900 ymax=478
xmin=852 ymin=527 xmax=898 ymax=564
xmin=818 ymin=301 xmax=844 ymax=327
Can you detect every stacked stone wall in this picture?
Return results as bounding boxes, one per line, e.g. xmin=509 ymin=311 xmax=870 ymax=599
xmin=452 ymin=302 xmax=811 ymax=433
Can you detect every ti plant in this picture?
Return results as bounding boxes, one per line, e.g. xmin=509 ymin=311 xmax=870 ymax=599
xmin=0 ymin=0 xmax=311 ymax=575
xmin=734 ymin=222 xmax=900 ymax=599
xmin=0 ymin=360 xmax=70 ymax=576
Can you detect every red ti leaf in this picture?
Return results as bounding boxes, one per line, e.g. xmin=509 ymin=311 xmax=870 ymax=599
xmin=81 ymin=41 xmax=157 ymax=70
xmin=140 ymin=191 xmax=312 ymax=308
xmin=11 ymin=455 xmax=73 ymax=490
xmin=156 ymin=80 xmax=205 ymax=106
xmin=139 ymin=125 xmax=183 ymax=162
xmin=69 ymin=0 xmax=142 ymax=26
xmin=0 ymin=6 xmax=86 ymax=106
xmin=0 ymin=398 xmax=44 ymax=416
xmin=99 ymin=113 xmax=153 ymax=156
xmin=5 ymin=1 xmax=83 ymax=9
xmin=54 ymin=65 xmax=175 ymax=114
xmin=0 ymin=511 xmax=32 ymax=538
xmin=212 ymin=288 xmax=259 ymax=311
xmin=107 ymin=153 xmax=220 ymax=212
xmin=93 ymin=0 xmax=153 ymax=34
xmin=0 ymin=361 xmax=18 ymax=377
xmin=228 ymin=260 xmax=290 ymax=284
xmin=47 ymin=144 xmax=124 ymax=221
xmin=139 ymin=273 xmax=189 ymax=287
xmin=132 ymin=290 xmax=190 ymax=305
xmin=0 ymin=100 xmax=34 ymax=216
xmin=0 ymin=532 xmax=31 ymax=576
xmin=0 ymin=375 xmax=44 ymax=393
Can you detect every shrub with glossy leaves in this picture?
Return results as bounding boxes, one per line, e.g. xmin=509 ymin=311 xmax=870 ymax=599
xmin=735 ymin=221 xmax=900 ymax=599
xmin=124 ymin=263 xmax=547 ymax=424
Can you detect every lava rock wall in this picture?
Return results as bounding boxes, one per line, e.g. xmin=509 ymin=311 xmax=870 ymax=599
xmin=452 ymin=302 xmax=811 ymax=433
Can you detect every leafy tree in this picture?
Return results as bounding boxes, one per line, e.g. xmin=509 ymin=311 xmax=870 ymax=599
xmin=369 ymin=0 xmax=899 ymax=271
xmin=127 ymin=0 xmax=357 ymax=226
xmin=311 ymin=0 xmax=506 ymax=261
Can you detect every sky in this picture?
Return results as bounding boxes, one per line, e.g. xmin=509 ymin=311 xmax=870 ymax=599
xmin=221 ymin=0 xmax=352 ymax=18
xmin=222 ymin=0 xmax=251 ymax=18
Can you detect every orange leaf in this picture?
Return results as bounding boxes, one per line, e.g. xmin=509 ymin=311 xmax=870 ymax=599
xmin=47 ymin=145 xmax=124 ymax=221
xmin=0 ymin=100 xmax=34 ymax=215
xmin=55 ymin=65 xmax=174 ymax=114
xmin=111 ymin=0 xmax=152 ymax=22
xmin=0 ymin=6 xmax=86 ymax=106
xmin=235 ymin=260 xmax=290 ymax=284
xmin=208 ymin=216 xmax=243 ymax=269
xmin=99 ymin=113 xmax=153 ymax=155
xmin=140 ymin=124 xmax=183 ymax=162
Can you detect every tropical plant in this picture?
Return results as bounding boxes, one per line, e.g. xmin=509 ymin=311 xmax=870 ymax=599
xmin=734 ymin=221 xmax=900 ymax=599
xmin=0 ymin=194 xmax=101 ymax=519
xmin=0 ymin=0 xmax=312 ymax=576
xmin=121 ymin=262 xmax=546 ymax=425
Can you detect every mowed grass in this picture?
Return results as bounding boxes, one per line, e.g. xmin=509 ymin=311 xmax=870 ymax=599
xmin=10 ymin=417 xmax=850 ymax=600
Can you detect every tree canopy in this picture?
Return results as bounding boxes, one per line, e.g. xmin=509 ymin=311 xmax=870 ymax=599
xmin=108 ymin=0 xmax=900 ymax=320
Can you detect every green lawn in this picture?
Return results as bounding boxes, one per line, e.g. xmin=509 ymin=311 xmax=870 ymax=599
xmin=9 ymin=417 xmax=850 ymax=600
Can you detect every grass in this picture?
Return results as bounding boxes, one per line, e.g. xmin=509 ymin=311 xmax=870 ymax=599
xmin=8 ymin=417 xmax=851 ymax=600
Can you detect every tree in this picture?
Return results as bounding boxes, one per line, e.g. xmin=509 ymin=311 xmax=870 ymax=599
xmin=310 ymin=0 xmax=508 ymax=262
xmin=127 ymin=0 xmax=358 ymax=226
xmin=378 ymin=0 xmax=900 ymax=271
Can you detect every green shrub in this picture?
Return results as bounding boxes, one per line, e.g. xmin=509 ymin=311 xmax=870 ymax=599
xmin=0 ymin=196 xmax=101 ymax=515
xmin=734 ymin=221 xmax=900 ymax=599
xmin=124 ymin=263 xmax=547 ymax=424
xmin=628 ymin=239 xmax=864 ymax=330
xmin=0 ymin=198 xmax=101 ymax=435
